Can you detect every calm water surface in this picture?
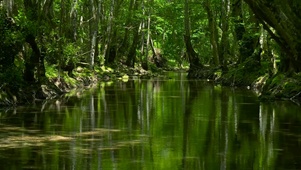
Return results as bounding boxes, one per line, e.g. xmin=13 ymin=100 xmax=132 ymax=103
xmin=1 ymin=72 xmax=301 ymax=169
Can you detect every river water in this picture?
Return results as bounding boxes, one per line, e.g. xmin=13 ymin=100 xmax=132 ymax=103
xmin=0 ymin=72 xmax=301 ymax=169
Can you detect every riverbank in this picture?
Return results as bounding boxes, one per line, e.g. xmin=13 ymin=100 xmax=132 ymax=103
xmin=188 ymin=59 xmax=301 ymax=104
xmin=0 ymin=63 xmax=165 ymax=107
xmin=2 ymin=60 xmax=300 ymax=107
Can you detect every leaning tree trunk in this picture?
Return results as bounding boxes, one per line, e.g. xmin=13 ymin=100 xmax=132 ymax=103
xmin=243 ymin=0 xmax=301 ymax=73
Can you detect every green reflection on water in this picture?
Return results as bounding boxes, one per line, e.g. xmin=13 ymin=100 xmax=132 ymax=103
xmin=0 ymin=72 xmax=301 ymax=169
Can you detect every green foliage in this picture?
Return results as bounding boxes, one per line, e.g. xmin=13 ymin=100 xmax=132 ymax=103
xmin=14 ymin=8 xmax=38 ymax=37
xmin=45 ymin=39 xmax=60 ymax=65
xmin=14 ymin=9 xmax=28 ymax=28
xmin=45 ymin=64 xmax=57 ymax=79
xmin=45 ymin=36 xmax=80 ymax=68
xmin=0 ymin=9 xmax=23 ymax=71
xmin=219 ymin=58 xmax=266 ymax=86
xmin=0 ymin=65 xmax=24 ymax=91
xmin=262 ymin=73 xmax=301 ymax=100
xmin=0 ymin=0 xmax=299 ymax=105
xmin=269 ymin=73 xmax=285 ymax=89
xmin=63 ymin=43 xmax=80 ymax=65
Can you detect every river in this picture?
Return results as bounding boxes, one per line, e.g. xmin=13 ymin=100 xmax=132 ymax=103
xmin=0 ymin=72 xmax=301 ymax=169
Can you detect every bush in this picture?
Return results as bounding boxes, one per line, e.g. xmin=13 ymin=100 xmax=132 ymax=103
xmin=0 ymin=66 xmax=24 ymax=92
xmin=0 ymin=10 xmax=23 ymax=71
xmin=218 ymin=58 xmax=266 ymax=86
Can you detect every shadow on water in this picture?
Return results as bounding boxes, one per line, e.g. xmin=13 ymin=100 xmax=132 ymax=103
xmin=0 ymin=72 xmax=301 ymax=169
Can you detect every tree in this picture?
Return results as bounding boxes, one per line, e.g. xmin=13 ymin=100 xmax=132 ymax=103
xmin=89 ymin=0 xmax=99 ymax=70
xmin=219 ymin=0 xmax=230 ymax=70
xmin=184 ymin=0 xmax=203 ymax=70
xmin=104 ymin=0 xmax=117 ymax=65
xmin=204 ymin=0 xmax=219 ymax=67
xmin=23 ymin=0 xmax=47 ymax=82
xmin=126 ymin=0 xmax=141 ymax=67
xmin=243 ymin=0 xmax=301 ymax=73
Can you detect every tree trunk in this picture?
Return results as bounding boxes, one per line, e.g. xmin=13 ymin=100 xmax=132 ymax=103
xmin=126 ymin=0 xmax=141 ymax=67
xmin=243 ymin=0 xmax=301 ymax=73
xmin=231 ymin=0 xmax=245 ymax=62
xmin=126 ymin=29 xmax=140 ymax=67
xmin=119 ymin=0 xmax=135 ymax=57
xmin=104 ymin=0 xmax=123 ymax=65
xmin=23 ymin=0 xmax=46 ymax=82
xmin=70 ymin=0 xmax=78 ymax=41
xmin=104 ymin=0 xmax=115 ymax=65
xmin=24 ymin=34 xmax=41 ymax=82
xmin=143 ymin=0 xmax=153 ymax=70
xmin=4 ymin=0 xmax=14 ymax=17
xmin=184 ymin=0 xmax=202 ymax=70
xmin=220 ymin=0 xmax=230 ymax=71
xmin=204 ymin=0 xmax=220 ymax=66
xmin=149 ymin=38 xmax=156 ymax=57
xmin=89 ymin=0 xmax=99 ymax=70
xmin=261 ymin=29 xmax=276 ymax=75
xmin=140 ymin=0 xmax=145 ymax=65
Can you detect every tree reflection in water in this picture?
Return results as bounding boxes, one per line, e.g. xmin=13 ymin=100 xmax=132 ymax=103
xmin=0 ymin=73 xmax=301 ymax=169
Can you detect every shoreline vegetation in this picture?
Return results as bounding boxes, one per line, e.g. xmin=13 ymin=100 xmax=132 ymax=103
xmin=2 ymin=62 xmax=301 ymax=107
xmin=189 ymin=59 xmax=301 ymax=105
xmin=1 ymin=1 xmax=301 ymax=106
xmin=0 ymin=63 xmax=178 ymax=107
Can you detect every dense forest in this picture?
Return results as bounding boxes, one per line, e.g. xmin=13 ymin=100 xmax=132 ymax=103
xmin=1 ymin=0 xmax=301 ymax=105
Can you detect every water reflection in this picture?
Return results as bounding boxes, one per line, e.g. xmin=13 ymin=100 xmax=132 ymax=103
xmin=0 ymin=73 xmax=301 ymax=169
